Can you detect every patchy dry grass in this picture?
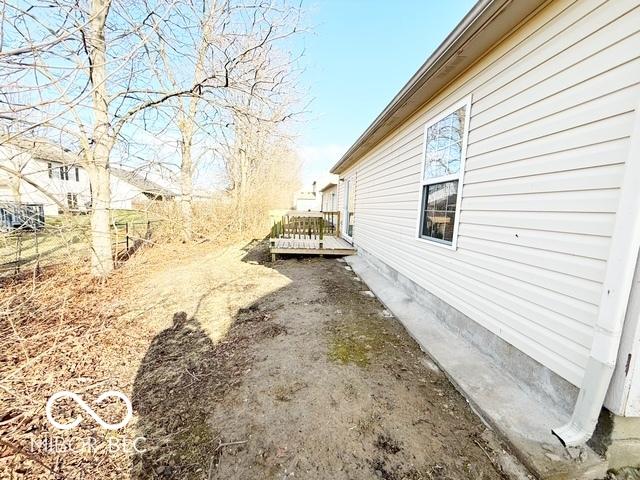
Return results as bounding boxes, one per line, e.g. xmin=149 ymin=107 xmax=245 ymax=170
xmin=326 ymin=294 xmax=396 ymax=367
xmin=0 ymin=257 xmax=141 ymax=478
xmin=271 ymin=382 xmax=307 ymax=402
xmin=0 ymin=239 xmax=290 ymax=479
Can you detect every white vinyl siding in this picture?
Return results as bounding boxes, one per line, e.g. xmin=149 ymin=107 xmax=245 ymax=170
xmin=342 ymin=0 xmax=640 ymax=389
xmin=321 ymin=186 xmax=337 ymax=212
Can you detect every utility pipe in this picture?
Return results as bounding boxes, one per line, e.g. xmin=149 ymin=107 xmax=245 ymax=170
xmin=553 ymin=101 xmax=640 ymax=446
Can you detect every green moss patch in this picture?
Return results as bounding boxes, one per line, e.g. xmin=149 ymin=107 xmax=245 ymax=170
xmin=327 ymin=317 xmax=390 ymax=367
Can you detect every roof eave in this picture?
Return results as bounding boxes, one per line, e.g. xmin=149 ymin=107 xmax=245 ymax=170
xmin=320 ymin=182 xmax=337 ymax=192
xmin=331 ymin=0 xmax=546 ymax=174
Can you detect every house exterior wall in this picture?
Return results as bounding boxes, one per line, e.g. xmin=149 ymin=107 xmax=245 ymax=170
xmin=0 ymin=146 xmax=152 ymax=215
xmin=337 ymin=0 xmax=640 ymax=413
xmin=0 ymin=148 xmax=91 ymax=215
xmin=295 ymin=196 xmax=321 ymax=212
xmin=110 ymin=175 xmax=144 ymax=211
xmin=607 ymin=250 xmax=640 ymax=417
xmin=321 ymin=186 xmax=337 ymax=212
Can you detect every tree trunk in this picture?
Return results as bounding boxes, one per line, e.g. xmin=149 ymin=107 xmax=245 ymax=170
xmin=180 ymin=137 xmax=193 ymax=241
xmin=176 ymin=7 xmax=215 ymax=242
xmin=10 ymin=176 xmax=21 ymax=204
xmin=88 ymin=164 xmax=112 ymax=276
xmin=237 ymin=149 xmax=249 ymax=233
xmin=87 ymin=0 xmax=114 ymax=277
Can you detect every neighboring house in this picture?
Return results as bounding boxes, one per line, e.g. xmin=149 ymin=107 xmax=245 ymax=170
xmin=110 ymin=167 xmax=175 ymax=210
xmin=0 ymin=138 xmax=175 ymax=216
xmin=294 ymin=177 xmax=339 ymax=212
xmin=0 ymin=138 xmax=91 ymax=216
xmin=293 ymin=181 xmax=322 ymax=211
xmin=320 ymin=181 xmax=337 ymax=212
xmin=331 ymin=0 xmax=640 ymax=475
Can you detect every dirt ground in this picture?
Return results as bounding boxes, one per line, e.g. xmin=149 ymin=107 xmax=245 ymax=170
xmin=127 ymin=241 xmax=519 ymax=480
xmin=1 ymin=240 xmax=526 ymax=479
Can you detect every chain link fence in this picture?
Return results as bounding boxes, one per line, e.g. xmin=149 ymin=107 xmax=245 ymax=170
xmin=0 ymin=204 xmax=161 ymax=276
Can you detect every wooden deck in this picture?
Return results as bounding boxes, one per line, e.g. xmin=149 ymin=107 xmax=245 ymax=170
xmin=269 ymin=212 xmax=355 ymax=260
xmin=270 ymin=235 xmax=355 ymax=259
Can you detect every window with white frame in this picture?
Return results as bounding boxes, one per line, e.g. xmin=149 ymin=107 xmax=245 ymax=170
xmin=418 ymin=97 xmax=470 ymax=247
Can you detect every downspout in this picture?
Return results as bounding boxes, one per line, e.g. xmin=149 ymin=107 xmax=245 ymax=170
xmin=553 ymin=101 xmax=640 ymax=446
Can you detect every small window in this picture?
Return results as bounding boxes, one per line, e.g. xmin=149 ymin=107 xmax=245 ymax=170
xmin=59 ymin=166 xmax=71 ymax=181
xmin=47 ymin=162 xmax=53 ymax=178
xmin=67 ymin=193 xmax=78 ymax=209
xmin=75 ymin=167 xmax=80 ymax=182
xmin=417 ymin=96 xmax=471 ymax=248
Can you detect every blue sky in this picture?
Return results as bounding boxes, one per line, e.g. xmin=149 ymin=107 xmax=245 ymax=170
xmin=297 ymin=0 xmax=476 ymax=186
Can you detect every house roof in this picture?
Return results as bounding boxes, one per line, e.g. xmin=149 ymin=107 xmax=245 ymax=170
xmin=330 ymin=0 xmax=546 ymax=174
xmin=110 ymin=167 xmax=175 ymax=197
xmin=1 ymin=136 xmax=79 ymax=165
xmin=2 ymin=136 xmax=176 ymax=198
xmin=319 ymin=182 xmax=337 ymax=193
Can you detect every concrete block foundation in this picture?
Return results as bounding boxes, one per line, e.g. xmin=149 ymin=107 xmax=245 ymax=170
xmin=591 ymin=412 xmax=640 ymax=470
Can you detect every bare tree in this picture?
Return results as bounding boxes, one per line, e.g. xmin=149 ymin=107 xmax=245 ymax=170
xmin=143 ymin=0 xmax=304 ymax=240
xmin=0 ymin=1 xmax=208 ymax=274
xmin=0 ymin=0 xmax=305 ymax=273
xmin=85 ymin=0 xmax=114 ymax=277
xmin=220 ymin=95 xmax=301 ymax=232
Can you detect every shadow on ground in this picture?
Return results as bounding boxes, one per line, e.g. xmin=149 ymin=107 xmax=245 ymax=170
xmin=130 ymin=240 xmax=514 ymax=480
xmin=131 ymin=311 xmax=218 ymax=478
xmin=130 ymin=242 xmax=290 ymax=479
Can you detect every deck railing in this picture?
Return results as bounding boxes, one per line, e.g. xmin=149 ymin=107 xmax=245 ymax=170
xmin=268 ymin=212 xmax=355 ymax=261
xmin=270 ymin=214 xmax=325 ymax=242
xmin=321 ymin=211 xmax=340 ymax=237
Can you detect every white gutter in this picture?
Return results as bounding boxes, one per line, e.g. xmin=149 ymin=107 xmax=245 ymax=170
xmin=553 ymin=101 xmax=640 ymax=446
